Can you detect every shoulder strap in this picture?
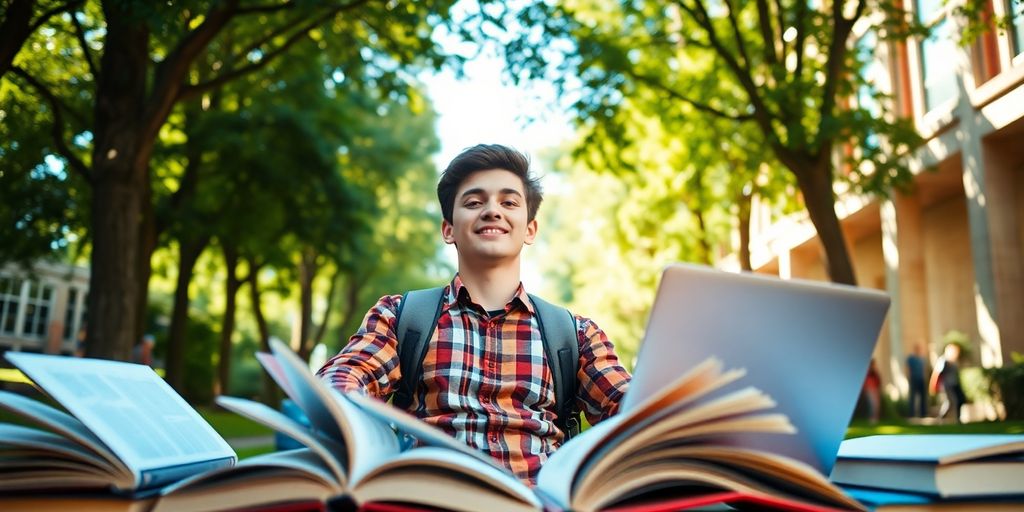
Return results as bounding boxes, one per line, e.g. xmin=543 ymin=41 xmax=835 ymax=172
xmin=392 ymin=287 xmax=445 ymax=410
xmin=529 ymin=293 xmax=581 ymax=439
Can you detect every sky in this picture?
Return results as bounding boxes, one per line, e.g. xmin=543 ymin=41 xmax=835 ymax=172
xmin=416 ymin=17 xmax=578 ymax=288
xmin=415 ymin=2 xmax=575 ymax=176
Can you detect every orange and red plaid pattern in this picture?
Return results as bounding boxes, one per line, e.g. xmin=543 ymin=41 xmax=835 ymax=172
xmin=317 ymin=275 xmax=631 ymax=485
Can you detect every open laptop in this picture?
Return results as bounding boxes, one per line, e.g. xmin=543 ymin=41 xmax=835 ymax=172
xmin=620 ymin=263 xmax=891 ymax=475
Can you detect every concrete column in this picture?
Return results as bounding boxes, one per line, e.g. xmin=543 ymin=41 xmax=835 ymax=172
xmin=960 ymin=111 xmax=1003 ymax=367
xmin=981 ymin=137 xmax=1024 ymax=363
xmin=881 ymin=194 xmax=930 ymax=396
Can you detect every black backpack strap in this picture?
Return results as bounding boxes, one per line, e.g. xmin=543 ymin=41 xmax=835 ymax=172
xmin=529 ymin=293 xmax=581 ymax=439
xmin=393 ymin=287 xmax=445 ymax=411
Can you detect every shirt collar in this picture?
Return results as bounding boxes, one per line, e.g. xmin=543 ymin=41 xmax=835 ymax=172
xmin=446 ymin=274 xmax=535 ymax=314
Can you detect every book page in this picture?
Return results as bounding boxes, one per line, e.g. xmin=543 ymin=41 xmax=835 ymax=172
xmin=266 ymin=338 xmax=350 ymax=444
xmin=6 ymin=353 xmax=236 ymax=486
xmin=0 ymin=389 xmax=125 ymax=472
xmin=342 ymin=390 xmax=494 ymax=465
xmin=0 ymin=423 xmax=134 ymax=490
xmin=536 ymin=357 xmax=733 ymax=507
xmin=351 ymin=446 xmax=541 ymax=512
xmin=263 ymin=338 xmax=403 ymax=486
xmin=329 ymin=392 xmax=401 ymax=486
xmin=155 ymin=448 xmax=340 ymax=512
xmin=214 ymin=395 xmax=348 ymax=486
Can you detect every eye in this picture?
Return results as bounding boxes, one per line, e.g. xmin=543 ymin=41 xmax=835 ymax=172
xmin=464 ymin=200 xmax=482 ymax=208
xmin=502 ymin=200 xmax=519 ymax=207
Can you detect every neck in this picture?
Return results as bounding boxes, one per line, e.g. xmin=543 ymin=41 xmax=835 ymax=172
xmin=457 ymin=258 xmax=523 ymax=311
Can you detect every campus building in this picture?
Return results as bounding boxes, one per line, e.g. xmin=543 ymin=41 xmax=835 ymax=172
xmin=0 ymin=262 xmax=89 ymax=355
xmin=723 ymin=2 xmax=1024 ymax=415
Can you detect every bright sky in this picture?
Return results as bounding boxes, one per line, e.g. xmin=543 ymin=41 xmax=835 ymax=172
xmin=418 ymin=56 xmax=573 ymax=175
xmin=416 ymin=14 xmax=577 ymax=289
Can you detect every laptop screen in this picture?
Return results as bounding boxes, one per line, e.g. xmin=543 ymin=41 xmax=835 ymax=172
xmin=621 ymin=263 xmax=890 ymax=474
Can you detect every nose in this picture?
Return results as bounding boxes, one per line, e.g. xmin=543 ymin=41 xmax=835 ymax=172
xmin=481 ymin=199 xmax=502 ymax=220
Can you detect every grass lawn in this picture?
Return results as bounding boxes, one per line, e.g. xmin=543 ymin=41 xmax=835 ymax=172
xmin=846 ymin=418 xmax=1024 ymax=438
xmin=198 ymin=406 xmax=273 ymax=439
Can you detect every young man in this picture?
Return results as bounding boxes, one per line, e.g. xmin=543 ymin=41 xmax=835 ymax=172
xmin=317 ymin=144 xmax=631 ymax=485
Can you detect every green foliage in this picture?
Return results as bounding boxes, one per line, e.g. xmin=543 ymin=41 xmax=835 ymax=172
xmin=984 ymin=352 xmax=1024 ymax=420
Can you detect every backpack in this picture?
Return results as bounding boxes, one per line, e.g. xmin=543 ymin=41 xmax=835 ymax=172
xmin=390 ymin=287 xmax=582 ymax=439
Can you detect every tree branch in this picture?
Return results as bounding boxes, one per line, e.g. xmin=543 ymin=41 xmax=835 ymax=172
xmin=755 ymin=0 xmax=778 ymax=64
xmin=237 ymin=0 xmax=372 ymax=59
xmin=773 ymin=0 xmax=786 ymax=59
xmin=10 ymin=66 xmax=92 ymax=182
xmin=144 ymin=0 xmax=240 ymax=140
xmin=629 ymin=70 xmax=755 ymax=121
xmin=1 ymin=0 xmax=82 ymax=78
xmin=27 ymin=0 xmax=83 ymax=34
xmin=177 ymin=7 xmax=340 ymax=101
xmin=817 ymin=0 xmax=865 ymax=152
xmin=70 ymin=10 xmax=98 ymax=79
xmin=721 ymin=0 xmax=753 ymax=69
xmin=237 ymin=1 xmax=298 ymax=15
xmin=675 ymin=0 xmax=777 ymax=136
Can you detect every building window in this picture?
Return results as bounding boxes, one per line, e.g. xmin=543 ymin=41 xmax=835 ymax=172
xmin=856 ymin=30 xmax=885 ymax=149
xmin=21 ymin=281 xmax=53 ymax=339
xmin=0 ymin=277 xmax=23 ymax=336
xmin=917 ymin=0 xmax=958 ymax=111
xmin=1012 ymin=0 xmax=1024 ymax=57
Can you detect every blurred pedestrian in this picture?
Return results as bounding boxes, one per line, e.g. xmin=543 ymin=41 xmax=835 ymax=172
xmin=929 ymin=343 xmax=966 ymax=423
xmin=906 ymin=343 xmax=928 ymax=417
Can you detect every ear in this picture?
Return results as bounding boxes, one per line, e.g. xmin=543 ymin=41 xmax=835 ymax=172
xmin=441 ymin=219 xmax=456 ymax=245
xmin=524 ymin=218 xmax=538 ymax=245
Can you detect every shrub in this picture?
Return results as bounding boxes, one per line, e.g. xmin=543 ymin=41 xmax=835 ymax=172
xmin=985 ymin=352 xmax=1024 ymax=420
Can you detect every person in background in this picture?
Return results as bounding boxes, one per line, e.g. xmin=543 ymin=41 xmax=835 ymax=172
xmin=930 ymin=343 xmax=966 ymax=424
xmin=905 ymin=342 xmax=928 ymax=418
xmin=862 ymin=358 xmax=881 ymax=424
xmin=132 ymin=334 xmax=155 ymax=367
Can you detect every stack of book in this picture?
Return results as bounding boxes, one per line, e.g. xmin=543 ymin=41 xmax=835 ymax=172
xmin=829 ymin=434 xmax=1024 ymax=511
xmin=0 ymin=339 xmax=868 ymax=512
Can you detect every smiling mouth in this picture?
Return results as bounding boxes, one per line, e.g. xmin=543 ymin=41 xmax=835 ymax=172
xmin=476 ymin=227 xmax=508 ymax=235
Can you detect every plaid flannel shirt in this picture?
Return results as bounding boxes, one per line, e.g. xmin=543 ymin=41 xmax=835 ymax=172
xmin=317 ymin=275 xmax=631 ymax=484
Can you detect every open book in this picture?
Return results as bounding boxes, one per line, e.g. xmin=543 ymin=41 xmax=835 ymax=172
xmin=0 ymin=352 xmax=236 ymax=499
xmin=146 ymin=338 xmax=863 ymax=512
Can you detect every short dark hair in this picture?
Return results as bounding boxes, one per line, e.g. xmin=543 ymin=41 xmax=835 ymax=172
xmin=437 ymin=144 xmax=543 ymax=223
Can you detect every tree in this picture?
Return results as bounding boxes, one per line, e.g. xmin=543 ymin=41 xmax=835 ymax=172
xmin=1 ymin=0 xmax=464 ymax=360
xmin=507 ymin=0 xmax=927 ymax=284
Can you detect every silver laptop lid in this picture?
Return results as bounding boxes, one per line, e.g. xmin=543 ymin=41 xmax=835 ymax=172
xmin=621 ymin=263 xmax=891 ymax=474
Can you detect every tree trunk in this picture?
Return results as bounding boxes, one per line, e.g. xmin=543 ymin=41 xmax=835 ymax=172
xmin=793 ymin=161 xmax=856 ymax=285
xmin=165 ymin=235 xmax=210 ymax=391
xmin=134 ymin=177 xmax=158 ymax=351
xmin=296 ymin=247 xmax=318 ymax=361
xmin=84 ymin=11 xmax=151 ymax=360
xmin=0 ymin=0 xmax=36 ymax=79
xmin=312 ymin=267 xmax=339 ymax=347
xmin=216 ymin=244 xmax=241 ymax=397
xmin=693 ymin=208 xmax=713 ymax=265
xmin=737 ymin=189 xmax=753 ymax=272
xmin=248 ymin=260 xmax=278 ymax=404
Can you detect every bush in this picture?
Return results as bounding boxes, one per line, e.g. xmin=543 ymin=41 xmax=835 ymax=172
xmin=985 ymin=352 xmax=1024 ymax=420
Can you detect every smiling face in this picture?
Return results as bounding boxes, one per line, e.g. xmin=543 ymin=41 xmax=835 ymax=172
xmin=441 ymin=169 xmax=538 ymax=267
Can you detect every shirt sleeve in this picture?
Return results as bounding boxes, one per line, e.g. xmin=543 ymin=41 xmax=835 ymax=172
xmin=574 ymin=315 xmax=632 ymax=425
xmin=315 ymin=294 xmax=403 ymax=398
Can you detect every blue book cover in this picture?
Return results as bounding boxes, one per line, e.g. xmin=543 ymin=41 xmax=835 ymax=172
xmin=836 ymin=435 xmax=1024 ymax=464
xmin=831 ymin=435 xmax=1024 ymax=498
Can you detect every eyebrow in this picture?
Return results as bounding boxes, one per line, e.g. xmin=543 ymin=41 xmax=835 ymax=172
xmin=460 ymin=187 xmax=524 ymax=199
